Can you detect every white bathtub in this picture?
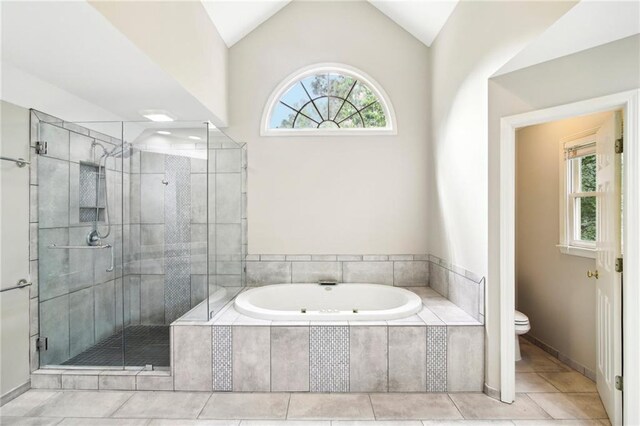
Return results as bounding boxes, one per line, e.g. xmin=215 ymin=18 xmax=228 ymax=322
xmin=234 ymin=283 xmax=422 ymax=321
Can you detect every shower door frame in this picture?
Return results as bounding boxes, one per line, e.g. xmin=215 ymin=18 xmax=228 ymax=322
xmin=32 ymin=113 xmax=214 ymax=370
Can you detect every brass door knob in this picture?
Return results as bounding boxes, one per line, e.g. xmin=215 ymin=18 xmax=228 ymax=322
xmin=587 ymin=270 xmax=599 ymax=279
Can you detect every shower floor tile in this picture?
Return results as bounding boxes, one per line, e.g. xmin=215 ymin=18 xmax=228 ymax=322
xmin=62 ymin=325 xmax=170 ymax=367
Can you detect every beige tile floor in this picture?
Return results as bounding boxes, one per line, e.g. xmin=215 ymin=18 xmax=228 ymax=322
xmin=0 ymin=339 xmax=609 ymax=425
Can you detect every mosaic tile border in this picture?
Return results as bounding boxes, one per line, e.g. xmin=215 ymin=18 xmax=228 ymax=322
xmin=310 ymin=326 xmax=349 ymax=392
xmin=164 ymin=155 xmax=192 ymax=323
xmin=426 ymin=325 xmax=447 ymax=392
xmin=212 ymin=326 xmax=233 ymax=391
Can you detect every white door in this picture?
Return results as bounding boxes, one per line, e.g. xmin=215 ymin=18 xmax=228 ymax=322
xmin=595 ymin=111 xmax=623 ymax=425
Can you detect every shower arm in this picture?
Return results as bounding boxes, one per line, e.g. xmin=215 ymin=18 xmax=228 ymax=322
xmin=48 ymin=243 xmax=114 ymax=272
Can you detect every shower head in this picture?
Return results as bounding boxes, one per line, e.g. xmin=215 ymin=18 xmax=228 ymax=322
xmin=108 ymin=142 xmax=132 ymax=159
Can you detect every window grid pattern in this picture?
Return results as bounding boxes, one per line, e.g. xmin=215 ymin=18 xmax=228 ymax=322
xmin=567 ymin=149 xmax=597 ymax=246
xmin=270 ymin=72 xmax=388 ymax=130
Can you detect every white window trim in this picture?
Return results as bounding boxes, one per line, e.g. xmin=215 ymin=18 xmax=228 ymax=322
xmin=261 ymin=63 xmax=397 ymax=136
xmin=558 ymin=128 xmax=598 ymax=259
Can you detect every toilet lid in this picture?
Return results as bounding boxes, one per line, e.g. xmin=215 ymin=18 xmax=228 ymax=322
xmin=515 ymin=310 xmax=529 ymax=324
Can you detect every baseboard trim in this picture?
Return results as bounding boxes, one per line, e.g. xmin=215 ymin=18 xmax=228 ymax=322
xmin=0 ymin=380 xmax=30 ymax=407
xmin=483 ymin=382 xmax=500 ymax=400
xmin=523 ymin=334 xmax=596 ymax=380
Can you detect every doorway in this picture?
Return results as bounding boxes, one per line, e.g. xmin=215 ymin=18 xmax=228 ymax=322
xmin=498 ymin=90 xmax=640 ymax=426
xmin=514 ymin=110 xmax=621 ymax=422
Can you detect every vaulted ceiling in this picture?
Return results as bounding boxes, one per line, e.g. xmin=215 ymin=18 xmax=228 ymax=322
xmin=3 ymin=0 xmax=638 ymax=125
xmin=496 ymin=0 xmax=640 ymax=76
xmin=1 ymin=1 xmax=215 ymax=122
xmin=201 ymin=0 xmax=459 ymax=47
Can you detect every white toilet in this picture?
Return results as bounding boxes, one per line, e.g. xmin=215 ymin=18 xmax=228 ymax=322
xmin=515 ymin=310 xmax=531 ymax=361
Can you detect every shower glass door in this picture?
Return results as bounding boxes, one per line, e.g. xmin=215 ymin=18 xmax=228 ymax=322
xmin=35 ymin=112 xmax=211 ymax=369
xmin=35 ymin=113 xmax=127 ymax=367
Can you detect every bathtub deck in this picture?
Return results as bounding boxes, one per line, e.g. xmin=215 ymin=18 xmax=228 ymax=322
xmin=166 ymin=286 xmax=485 ymax=393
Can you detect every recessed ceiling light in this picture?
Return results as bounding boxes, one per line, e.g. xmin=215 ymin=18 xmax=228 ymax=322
xmin=157 ymin=131 xmax=171 ymax=135
xmin=188 ymin=136 xmax=202 ymax=140
xmin=140 ymin=110 xmax=175 ymax=122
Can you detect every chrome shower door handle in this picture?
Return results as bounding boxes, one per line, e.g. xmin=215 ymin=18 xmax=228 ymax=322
xmin=0 ymin=279 xmax=33 ymax=293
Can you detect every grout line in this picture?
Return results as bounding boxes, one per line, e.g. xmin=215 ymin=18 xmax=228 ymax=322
xmin=533 ymin=372 xmax=563 ymax=393
xmin=267 ymin=326 xmax=272 ymax=393
xmin=284 ymin=391 xmax=292 ymax=420
xmin=106 ymin=390 xmax=136 ymax=418
xmin=446 ymin=392 xmax=466 ymax=420
xmin=308 ymin=325 xmax=311 ymax=392
xmin=195 ymin=392 xmax=214 ymax=419
xmin=520 ymin=392 xmax=555 ymax=419
xmin=392 ymin=260 xmax=395 ymax=286
xmin=367 ymin=393 xmax=377 ymax=420
xmin=386 ymin=325 xmax=390 ymax=392
xmin=21 ymin=389 xmax=62 ymax=418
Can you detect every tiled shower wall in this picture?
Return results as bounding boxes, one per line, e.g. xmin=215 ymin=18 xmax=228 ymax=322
xmin=30 ymin=111 xmax=130 ymax=367
xmin=126 ymin=143 xmax=247 ymax=324
xmin=127 ymin=150 xmax=211 ymax=325
xmin=207 ymin=142 xmax=247 ymax=288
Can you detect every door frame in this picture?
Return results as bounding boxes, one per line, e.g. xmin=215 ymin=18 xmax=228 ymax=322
xmin=498 ymin=90 xmax=639 ymax=424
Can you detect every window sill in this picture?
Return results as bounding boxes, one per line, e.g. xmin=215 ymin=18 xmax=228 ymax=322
xmin=557 ymin=244 xmax=596 ymax=259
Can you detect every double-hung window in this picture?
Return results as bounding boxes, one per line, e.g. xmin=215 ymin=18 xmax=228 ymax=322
xmin=559 ymin=133 xmax=597 ymax=258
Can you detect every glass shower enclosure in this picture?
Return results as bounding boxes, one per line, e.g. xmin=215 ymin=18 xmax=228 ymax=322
xmin=31 ymin=111 xmax=246 ymax=369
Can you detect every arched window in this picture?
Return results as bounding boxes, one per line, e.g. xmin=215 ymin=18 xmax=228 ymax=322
xmin=262 ymin=64 xmax=396 ymax=136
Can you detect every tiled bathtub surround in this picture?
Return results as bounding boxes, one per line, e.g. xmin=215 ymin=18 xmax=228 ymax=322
xmin=427 ymin=254 xmax=485 ymax=324
xmin=168 ymin=287 xmax=484 ymax=393
xmin=245 ymin=254 xmax=429 ymax=286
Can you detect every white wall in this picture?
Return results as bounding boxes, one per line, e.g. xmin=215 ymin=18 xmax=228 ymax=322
xmin=488 ymin=34 xmax=640 ymax=392
xmin=428 ymin=0 xmax=576 ymax=278
xmin=427 ymin=0 xmax=578 ymax=396
xmin=1 ymin=62 xmax=124 ymax=123
xmin=0 ymin=101 xmax=31 ymax=401
xmin=90 ymin=1 xmax=228 ymax=126
xmin=516 ymin=111 xmax=613 ymax=373
xmin=227 ymin=1 xmax=430 ymax=255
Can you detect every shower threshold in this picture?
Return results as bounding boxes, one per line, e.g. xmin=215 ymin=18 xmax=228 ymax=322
xmin=62 ymin=325 xmax=170 ymax=367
